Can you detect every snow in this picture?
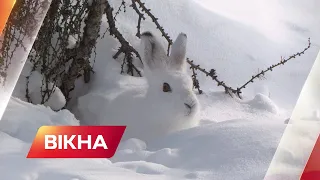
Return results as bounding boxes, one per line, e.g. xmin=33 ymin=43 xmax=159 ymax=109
xmin=67 ymin=35 xmax=77 ymax=49
xmin=2 ymin=0 xmax=320 ymax=179
xmin=13 ymin=61 xmax=66 ymax=111
xmin=0 ymin=97 xmax=286 ymax=180
xmin=0 ymin=0 xmax=52 ymax=120
xmin=265 ymin=51 xmax=320 ymax=178
xmin=245 ymin=93 xmax=279 ymax=114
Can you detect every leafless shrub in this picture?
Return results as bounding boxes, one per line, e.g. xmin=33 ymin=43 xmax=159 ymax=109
xmin=1 ymin=0 xmax=312 ymax=110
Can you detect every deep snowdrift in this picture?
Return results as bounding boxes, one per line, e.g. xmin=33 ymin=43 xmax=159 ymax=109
xmin=0 ymin=97 xmax=286 ymax=180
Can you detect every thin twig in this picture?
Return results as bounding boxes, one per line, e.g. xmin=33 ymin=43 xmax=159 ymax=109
xmin=187 ymin=58 xmax=238 ymax=97
xmin=104 ymin=0 xmax=142 ymax=76
xmin=133 ymin=0 xmax=172 ymax=55
xmin=238 ymin=38 xmax=311 ymax=92
xmin=186 ymin=38 xmax=312 ymax=98
xmin=130 ymin=0 xmax=145 ymax=38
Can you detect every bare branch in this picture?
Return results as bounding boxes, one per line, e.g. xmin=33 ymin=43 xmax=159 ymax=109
xmin=60 ymin=0 xmax=106 ymax=103
xmin=187 ymin=58 xmax=239 ymax=97
xmin=130 ymin=0 xmax=145 ymax=38
xmin=133 ymin=0 xmax=173 ymax=55
xmin=237 ymin=38 xmax=311 ymax=92
xmin=187 ymin=38 xmax=312 ymax=98
xmin=104 ymin=0 xmax=142 ymax=76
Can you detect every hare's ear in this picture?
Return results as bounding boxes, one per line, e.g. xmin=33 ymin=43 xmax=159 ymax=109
xmin=169 ymin=33 xmax=187 ymax=71
xmin=140 ymin=31 xmax=167 ymax=71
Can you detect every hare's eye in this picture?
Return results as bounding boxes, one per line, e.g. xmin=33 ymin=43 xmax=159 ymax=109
xmin=163 ymin=82 xmax=172 ymax=93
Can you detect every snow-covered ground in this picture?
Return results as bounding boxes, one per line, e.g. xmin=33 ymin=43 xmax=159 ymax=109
xmin=265 ymin=52 xmax=320 ymax=179
xmin=1 ymin=0 xmax=320 ymax=179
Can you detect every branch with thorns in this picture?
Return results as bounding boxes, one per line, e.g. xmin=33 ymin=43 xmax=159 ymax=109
xmin=188 ymin=38 xmax=311 ymax=98
xmin=127 ymin=0 xmax=237 ymax=95
xmin=126 ymin=0 xmax=312 ymax=99
xmin=189 ymin=61 xmax=203 ymax=94
xmin=130 ymin=0 xmax=145 ymax=38
xmin=131 ymin=0 xmax=173 ymax=55
xmin=104 ymin=0 xmax=142 ymax=76
xmin=187 ymin=58 xmax=238 ymax=96
xmin=102 ymin=0 xmax=127 ymax=38
xmin=114 ymin=0 xmax=126 ymax=18
xmin=236 ymin=38 xmax=311 ymax=93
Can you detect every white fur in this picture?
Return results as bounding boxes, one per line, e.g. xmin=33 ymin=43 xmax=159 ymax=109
xmin=76 ymin=32 xmax=200 ymax=142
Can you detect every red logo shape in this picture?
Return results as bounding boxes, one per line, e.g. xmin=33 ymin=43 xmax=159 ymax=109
xmin=0 ymin=0 xmax=16 ymax=35
xmin=27 ymin=126 xmax=126 ymax=158
xmin=300 ymin=135 xmax=320 ymax=179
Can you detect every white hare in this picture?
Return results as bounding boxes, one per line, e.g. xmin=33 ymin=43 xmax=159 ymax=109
xmin=76 ymin=31 xmax=200 ymax=142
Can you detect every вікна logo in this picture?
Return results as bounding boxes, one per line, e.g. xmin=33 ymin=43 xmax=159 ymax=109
xmin=27 ymin=126 xmax=126 ymax=158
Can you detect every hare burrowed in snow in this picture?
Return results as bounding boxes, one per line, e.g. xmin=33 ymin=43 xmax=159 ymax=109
xmin=77 ymin=31 xmax=200 ymax=142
